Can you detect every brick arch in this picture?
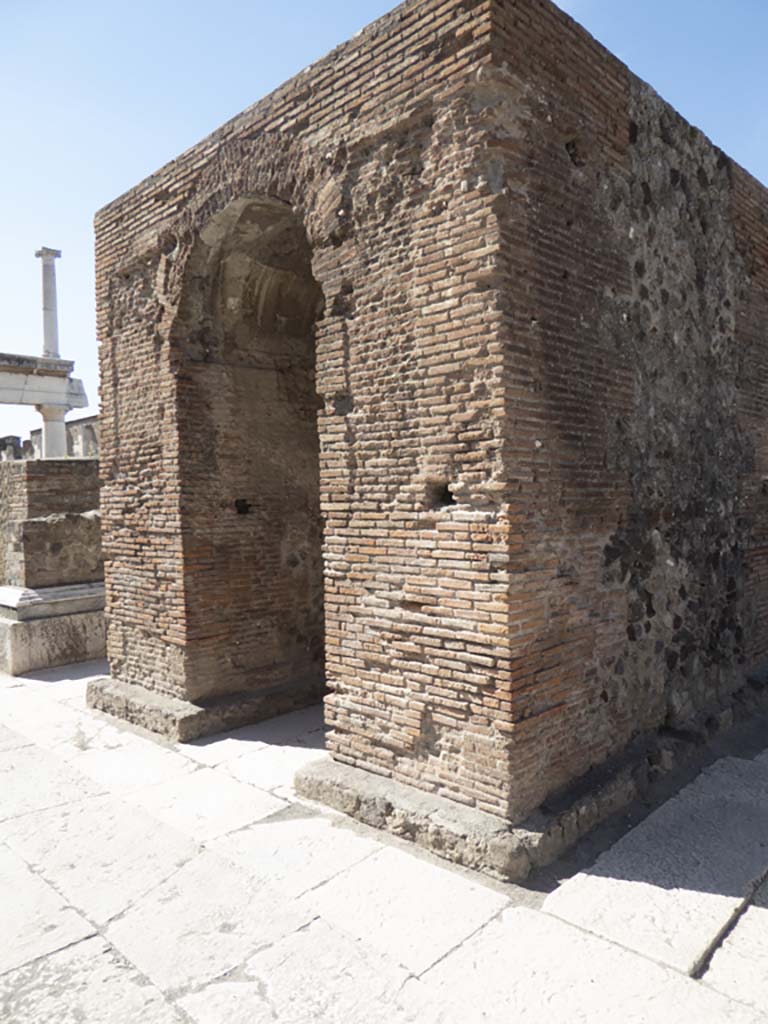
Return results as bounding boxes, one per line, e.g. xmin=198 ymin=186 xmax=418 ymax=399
xmin=91 ymin=135 xmax=360 ymax=731
xmin=163 ymin=134 xmax=351 ymax=269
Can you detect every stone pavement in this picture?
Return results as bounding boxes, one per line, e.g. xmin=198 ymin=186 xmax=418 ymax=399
xmin=2 ymin=663 xmax=768 ymax=1023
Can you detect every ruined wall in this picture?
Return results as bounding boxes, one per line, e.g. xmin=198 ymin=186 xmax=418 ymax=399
xmin=95 ymin=0 xmax=768 ymax=822
xmin=488 ymin=0 xmax=768 ymax=814
xmin=23 ymin=460 xmax=100 ymax=516
xmin=0 ymin=436 xmax=23 ymax=460
xmin=96 ymin=0 xmax=496 ymax=709
xmin=29 ymin=416 xmax=100 ymax=460
xmin=0 ymin=461 xmax=102 ymax=589
xmin=11 ymin=512 xmax=102 ymax=589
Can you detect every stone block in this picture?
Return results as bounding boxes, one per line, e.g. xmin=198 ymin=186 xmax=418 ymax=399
xmin=0 ymin=793 xmax=199 ymax=925
xmin=12 ymin=510 xmax=102 ymax=588
xmin=0 ymin=937 xmax=185 ymax=1024
xmin=704 ymin=881 xmax=768 ymax=1014
xmin=297 ymin=844 xmax=509 ymax=976
xmin=178 ymin=918 xmax=412 ymax=1024
xmin=105 ymin=850 xmax=315 ymax=992
xmin=0 ymin=845 xmax=95 ymax=976
xmin=404 ymin=906 xmax=762 ymax=1023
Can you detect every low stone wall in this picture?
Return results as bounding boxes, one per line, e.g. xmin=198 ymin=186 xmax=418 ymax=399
xmin=10 ymin=511 xmax=102 ymax=589
xmin=0 ymin=460 xmax=105 ymax=675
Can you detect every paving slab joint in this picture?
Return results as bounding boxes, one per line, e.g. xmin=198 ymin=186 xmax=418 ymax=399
xmin=693 ymin=864 xmax=768 ymax=980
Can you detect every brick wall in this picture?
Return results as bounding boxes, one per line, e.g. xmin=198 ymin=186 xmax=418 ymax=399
xmin=95 ymin=0 xmax=768 ymax=821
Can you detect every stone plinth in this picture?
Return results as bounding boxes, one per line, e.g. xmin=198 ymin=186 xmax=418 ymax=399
xmin=87 ymin=675 xmax=326 ymax=743
xmin=0 ymin=583 xmax=106 ymax=675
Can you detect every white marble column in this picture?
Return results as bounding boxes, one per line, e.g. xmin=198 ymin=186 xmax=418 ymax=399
xmin=34 ymin=247 xmax=62 ymax=359
xmin=37 ymin=405 xmax=67 ymax=459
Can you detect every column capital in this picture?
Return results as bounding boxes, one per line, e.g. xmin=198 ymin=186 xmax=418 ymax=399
xmin=35 ymin=247 xmax=62 ymax=261
xmin=36 ymin=404 xmax=67 ymax=421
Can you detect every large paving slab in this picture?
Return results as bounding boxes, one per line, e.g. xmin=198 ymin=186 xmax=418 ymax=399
xmin=2 ymin=662 xmax=767 ymax=1024
xmin=543 ymin=757 xmax=768 ymax=974
xmin=407 ymin=906 xmax=765 ymax=1024
xmin=0 ymin=744 xmax=104 ymax=822
xmin=59 ymin=726 xmax=196 ymax=792
xmin=7 ymin=659 xmax=107 ymax=716
xmin=299 ymin=843 xmax=510 ymax=975
xmin=0 ymin=936 xmax=184 ymax=1023
xmin=178 ymin=917 xmax=414 ymax=1024
xmin=0 ymin=793 xmax=200 ymax=924
xmin=106 ymin=849 xmax=315 ymax=993
xmin=0 ymin=686 xmax=99 ymax=750
xmin=12 ymin=659 xmax=106 ymax=707
xmin=704 ymin=881 xmax=768 ymax=1014
xmin=121 ymin=766 xmax=287 ymax=841
xmin=208 ymin=811 xmax=378 ymax=898
xmin=0 ymin=845 xmax=95 ymax=975
xmin=1 ymin=675 xmax=195 ymax=791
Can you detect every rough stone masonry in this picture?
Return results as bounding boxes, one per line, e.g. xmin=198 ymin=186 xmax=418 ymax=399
xmin=88 ymin=0 xmax=768 ymax=859
xmin=0 ymin=460 xmax=105 ymax=674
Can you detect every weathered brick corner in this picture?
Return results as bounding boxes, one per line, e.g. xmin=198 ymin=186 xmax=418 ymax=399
xmin=89 ymin=0 xmax=768 ymax=846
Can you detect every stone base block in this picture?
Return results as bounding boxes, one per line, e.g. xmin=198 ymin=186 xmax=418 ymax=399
xmin=295 ymin=759 xmax=537 ymax=881
xmin=296 ymin=693 xmax=768 ymax=884
xmin=0 ymin=583 xmax=106 ymax=675
xmin=86 ymin=676 xmax=326 ymax=742
xmin=296 ymin=754 xmax=655 ymax=883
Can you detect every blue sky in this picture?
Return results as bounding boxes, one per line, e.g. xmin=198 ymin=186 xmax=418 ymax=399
xmin=1 ymin=0 xmax=766 ymax=439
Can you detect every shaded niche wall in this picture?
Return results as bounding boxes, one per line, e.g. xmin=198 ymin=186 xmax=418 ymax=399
xmin=172 ymin=198 xmax=326 ymax=703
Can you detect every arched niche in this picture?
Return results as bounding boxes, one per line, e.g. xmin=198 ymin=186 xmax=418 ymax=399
xmin=171 ymin=195 xmax=327 ymax=706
